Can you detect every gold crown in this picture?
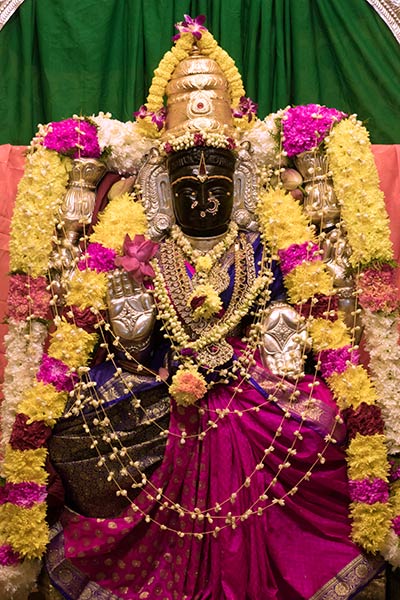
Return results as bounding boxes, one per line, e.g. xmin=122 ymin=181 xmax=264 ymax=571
xmin=163 ymin=46 xmax=234 ymax=139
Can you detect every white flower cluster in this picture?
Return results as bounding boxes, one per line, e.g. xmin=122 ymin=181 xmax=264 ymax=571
xmin=361 ymin=309 xmax=400 ymax=454
xmin=240 ymin=109 xmax=288 ymax=167
xmin=91 ymin=112 xmax=154 ymax=174
xmin=1 ymin=319 xmax=47 ymax=457
xmin=161 ymin=130 xmax=234 ymax=153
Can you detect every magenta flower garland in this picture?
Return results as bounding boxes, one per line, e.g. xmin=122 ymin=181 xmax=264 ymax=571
xmin=43 ymin=117 xmax=101 ymax=159
xmin=281 ymin=104 xmax=347 ymax=157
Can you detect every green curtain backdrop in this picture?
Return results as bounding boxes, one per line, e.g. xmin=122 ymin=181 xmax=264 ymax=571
xmin=0 ymin=0 xmax=399 ymax=145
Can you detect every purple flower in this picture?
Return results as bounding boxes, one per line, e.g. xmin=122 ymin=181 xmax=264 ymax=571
xmin=37 ymin=354 xmax=77 ymax=392
xmin=180 ymin=348 xmax=198 ymax=358
xmin=282 ymin=104 xmax=347 ymax=157
xmin=43 ymin=118 xmax=101 ymax=159
xmin=5 ymin=482 xmax=47 ymax=508
xmin=164 ymin=142 xmax=173 ymax=154
xmin=392 ymin=515 xmax=400 ymax=536
xmin=348 ymin=478 xmax=389 ymax=504
xmin=232 ymin=97 xmax=258 ymax=121
xmin=0 ymin=545 xmax=20 ymax=566
xmin=151 ymin=107 xmax=167 ymax=131
xmin=193 ymin=133 xmax=205 ymax=146
xmin=78 ymin=242 xmax=116 ymax=273
xmin=133 ymin=105 xmax=148 ymax=120
xmin=115 ymin=234 xmax=159 ymax=283
xmin=318 ymin=345 xmax=359 ymax=379
xmin=278 ymin=242 xmax=320 ymax=276
xmin=173 ymin=14 xmax=207 ymax=41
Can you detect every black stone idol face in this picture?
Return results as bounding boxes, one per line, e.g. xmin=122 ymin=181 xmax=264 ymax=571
xmin=168 ymin=147 xmax=235 ymax=237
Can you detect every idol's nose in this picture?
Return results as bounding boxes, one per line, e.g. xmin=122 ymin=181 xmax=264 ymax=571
xmin=197 ymin=184 xmax=208 ymax=209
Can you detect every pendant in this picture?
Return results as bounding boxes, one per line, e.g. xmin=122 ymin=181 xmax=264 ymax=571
xmin=197 ymin=339 xmax=234 ymax=369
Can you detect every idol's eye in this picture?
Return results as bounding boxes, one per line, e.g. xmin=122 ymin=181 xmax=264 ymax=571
xmin=207 ymin=186 xmax=231 ymax=200
xmin=175 ymin=187 xmax=199 ymax=201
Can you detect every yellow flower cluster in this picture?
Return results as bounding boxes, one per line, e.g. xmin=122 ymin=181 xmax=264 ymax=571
xmin=347 ymin=433 xmax=389 ymax=480
xmin=3 ymin=447 xmax=48 ymax=485
xmin=284 ymin=261 xmax=334 ymax=304
xmin=90 ymin=192 xmax=147 ymax=252
xmin=256 ymin=188 xmax=314 ymax=252
xmin=10 ymin=147 xmax=71 ymax=276
xmin=18 ymin=381 xmax=67 ymax=426
xmin=66 ymin=270 xmax=108 ymax=311
xmin=350 ymin=502 xmax=393 ymax=553
xmin=197 ymin=33 xmax=245 ymax=105
xmin=188 ymin=284 xmax=223 ymax=320
xmin=169 ymin=366 xmax=207 ymax=406
xmin=48 ymin=319 xmax=98 ymax=369
xmin=328 ymin=365 xmax=378 ymax=410
xmin=146 ymin=33 xmax=193 ymax=112
xmin=325 ymin=116 xmax=393 ymax=267
xmin=195 ymin=255 xmax=213 ymax=274
xmin=310 ymin=318 xmax=351 ymax=351
xmin=1 ymin=503 xmax=49 ymax=558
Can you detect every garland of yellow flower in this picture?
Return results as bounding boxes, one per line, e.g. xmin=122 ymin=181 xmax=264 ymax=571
xmin=325 ymin=115 xmax=398 ymax=556
xmin=0 ymin=149 xmax=107 ymax=590
xmin=137 ymin=29 xmax=245 ymax=137
xmin=325 ymin=115 xmax=393 ymax=267
xmin=1 ymin=164 xmax=149 ymax=594
xmin=256 ymin=186 xmax=392 ymax=553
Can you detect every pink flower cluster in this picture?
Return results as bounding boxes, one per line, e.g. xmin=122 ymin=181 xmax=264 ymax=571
xmin=393 ymin=515 xmax=400 ymax=536
xmin=43 ymin=118 xmax=101 ymax=159
xmin=0 ymin=544 xmax=20 ymax=566
xmin=348 ymin=477 xmax=389 ymax=504
xmin=282 ymin=104 xmax=347 ymax=157
xmin=78 ymin=242 xmax=116 ymax=273
xmin=319 ymin=345 xmax=359 ymax=379
xmin=37 ymin=354 xmax=77 ymax=392
xmin=0 ymin=482 xmax=47 ymax=509
xmin=357 ymin=265 xmax=399 ymax=313
xmin=115 ymin=234 xmax=159 ymax=283
xmin=278 ymin=241 xmax=320 ymax=276
xmin=8 ymin=274 xmax=50 ymax=321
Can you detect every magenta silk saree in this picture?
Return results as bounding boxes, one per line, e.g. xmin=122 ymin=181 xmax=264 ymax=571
xmin=44 ymin=337 xmax=382 ymax=599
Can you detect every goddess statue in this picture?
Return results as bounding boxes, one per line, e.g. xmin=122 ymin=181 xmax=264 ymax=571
xmin=3 ymin=16 xmax=398 ymax=600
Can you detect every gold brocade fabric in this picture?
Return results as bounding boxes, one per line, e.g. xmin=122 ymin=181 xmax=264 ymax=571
xmin=48 ymin=382 xmax=170 ymax=518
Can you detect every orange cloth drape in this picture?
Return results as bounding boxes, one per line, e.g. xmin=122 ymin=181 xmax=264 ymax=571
xmin=0 ymin=145 xmax=26 ymax=398
xmin=0 ymin=144 xmax=399 ymax=394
